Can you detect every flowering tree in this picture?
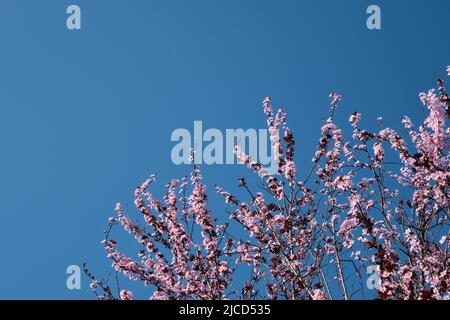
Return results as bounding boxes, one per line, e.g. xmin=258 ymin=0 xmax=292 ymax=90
xmin=85 ymin=67 xmax=450 ymax=300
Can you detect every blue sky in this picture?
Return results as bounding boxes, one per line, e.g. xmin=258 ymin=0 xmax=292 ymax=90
xmin=0 ymin=0 xmax=448 ymax=299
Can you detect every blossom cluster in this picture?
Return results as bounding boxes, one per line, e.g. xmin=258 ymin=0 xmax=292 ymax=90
xmin=86 ymin=67 xmax=450 ymax=300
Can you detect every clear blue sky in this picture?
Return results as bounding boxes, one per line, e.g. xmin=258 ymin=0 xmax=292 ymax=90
xmin=0 ymin=0 xmax=448 ymax=299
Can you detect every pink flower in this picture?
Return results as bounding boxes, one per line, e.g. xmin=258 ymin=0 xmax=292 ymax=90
xmin=312 ymin=289 xmax=327 ymax=300
xmin=447 ymin=66 xmax=450 ymax=76
xmin=262 ymin=96 xmax=273 ymax=117
xmin=218 ymin=261 xmax=230 ymax=275
xmin=333 ymin=175 xmax=353 ymax=190
xmin=349 ymin=112 xmax=361 ymax=127
xmin=402 ymin=116 xmax=414 ymax=129
xmin=405 ymin=229 xmax=420 ymax=254
xmin=283 ymin=160 xmax=296 ymax=180
xmin=329 ymin=92 xmax=342 ymax=106
xmin=339 ymin=217 xmax=358 ymax=238
xmin=151 ymin=291 xmax=169 ymax=300
xmin=378 ymin=128 xmax=395 ymax=140
xmin=373 ymin=142 xmax=384 ymax=163
xmin=120 ymin=290 xmax=133 ymax=300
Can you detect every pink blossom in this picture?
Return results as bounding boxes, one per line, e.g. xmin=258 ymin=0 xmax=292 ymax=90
xmin=373 ymin=142 xmax=384 ymax=163
xmin=120 ymin=290 xmax=133 ymax=300
xmin=329 ymin=92 xmax=342 ymax=106
xmin=405 ymin=229 xmax=421 ymax=254
xmin=349 ymin=112 xmax=361 ymax=127
xmin=332 ymin=175 xmax=353 ymax=190
xmin=283 ymin=160 xmax=296 ymax=180
xmin=312 ymin=289 xmax=327 ymax=300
